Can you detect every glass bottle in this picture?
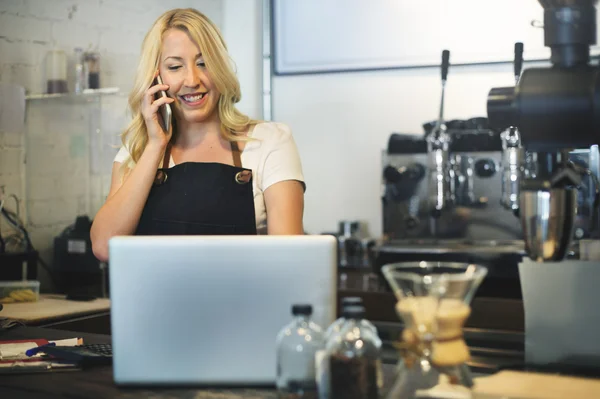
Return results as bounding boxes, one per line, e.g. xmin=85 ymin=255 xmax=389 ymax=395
xmin=324 ymin=296 xmax=378 ymax=341
xmin=276 ymin=304 xmax=324 ymax=398
xmin=74 ymin=47 xmax=85 ymax=94
xmin=45 ymin=49 xmax=68 ymax=94
xmin=84 ymin=51 xmax=100 ymax=89
xmin=338 ymin=220 xmax=360 ymax=267
xmin=326 ymin=305 xmax=382 ymax=399
xmin=318 ymin=299 xmax=380 ymax=399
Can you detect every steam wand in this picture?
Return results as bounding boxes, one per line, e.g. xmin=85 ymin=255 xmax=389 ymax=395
xmin=514 ymin=42 xmax=523 ymax=85
xmin=427 ymin=50 xmax=451 ymax=236
xmin=435 ymin=50 xmax=450 ymax=133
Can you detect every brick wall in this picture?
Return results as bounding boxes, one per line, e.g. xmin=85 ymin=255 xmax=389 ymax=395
xmin=0 ymin=0 xmax=223 ymax=290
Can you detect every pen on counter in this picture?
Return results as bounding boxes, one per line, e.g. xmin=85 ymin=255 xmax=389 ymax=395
xmin=25 ymin=342 xmax=56 ymax=357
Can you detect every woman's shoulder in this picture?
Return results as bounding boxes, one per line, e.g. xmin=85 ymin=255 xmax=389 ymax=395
xmin=250 ymin=121 xmax=294 ymax=142
xmin=242 ymin=122 xmax=299 ymax=167
xmin=114 ymin=145 xmax=130 ymax=163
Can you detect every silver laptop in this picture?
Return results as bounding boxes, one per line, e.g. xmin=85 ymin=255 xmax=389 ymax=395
xmin=108 ymin=235 xmax=337 ymax=386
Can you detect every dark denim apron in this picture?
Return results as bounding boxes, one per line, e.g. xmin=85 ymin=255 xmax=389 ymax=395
xmin=135 ymin=141 xmax=257 ymax=235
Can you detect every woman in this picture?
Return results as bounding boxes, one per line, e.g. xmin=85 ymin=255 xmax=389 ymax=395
xmin=91 ymin=8 xmax=305 ymax=262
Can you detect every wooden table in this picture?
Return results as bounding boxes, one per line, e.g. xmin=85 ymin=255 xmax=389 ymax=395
xmin=2 ymin=325 xmax=600 ymax=398
xmin=0 ymin=326 xmax=394 ymax=398
xmin=1 ymin=295 xmax=111 ymax=334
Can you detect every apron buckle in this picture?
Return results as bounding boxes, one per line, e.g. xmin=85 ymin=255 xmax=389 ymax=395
xmin=154 ymin=170 xmax=168 ymax=186
xmin=235 ymin=170 xmax=252 ymax=185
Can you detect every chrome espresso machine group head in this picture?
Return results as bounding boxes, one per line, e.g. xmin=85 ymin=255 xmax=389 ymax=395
xmin=487 ymin=0 xmax=600 ymax=262
xmin=499 ymin=43 xmax=524 ymax=215
xmin=426 ymin=50 xmax=452 ymax=224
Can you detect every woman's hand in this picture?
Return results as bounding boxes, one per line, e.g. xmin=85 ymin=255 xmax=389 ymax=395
xmin=141 ymin=80 xmax=175 ymax=146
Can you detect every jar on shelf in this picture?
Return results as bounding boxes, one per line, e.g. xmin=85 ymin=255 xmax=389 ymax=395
xmin=45 ymin=49 xmax=68 ymax=94
xmin=84 ymin=52 xmax=100 ymax=89
xmin=74 ymin=47 xmax=86 ymax=94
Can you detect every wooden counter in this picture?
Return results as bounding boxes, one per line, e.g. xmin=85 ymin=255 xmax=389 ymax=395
xmin=1 ymin=294 xmax=111 ymax=334
xmin=2 ymin=326 xmax=600 ymax=398
xmin=474 ymin=371 xmax=600 ymax=399
xmin=0 ymin=326 xmax=394 ymax=398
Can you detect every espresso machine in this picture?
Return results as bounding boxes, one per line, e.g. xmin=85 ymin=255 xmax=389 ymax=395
xmin=382 ymin=49 xmax=525 ymax=245
xmin=379 ymin=50 xmax=526 ymax=302
xmin=487 ymin=0 xmax=600 ymax=368
xmin=382 ymin=121 xmax=521 ymax=243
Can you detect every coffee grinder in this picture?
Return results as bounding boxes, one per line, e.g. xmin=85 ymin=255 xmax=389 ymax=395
xmin=488 ymin=0 xmax=600 ymax=371
xmin=488 ymin=0 xmax=600 ymax=262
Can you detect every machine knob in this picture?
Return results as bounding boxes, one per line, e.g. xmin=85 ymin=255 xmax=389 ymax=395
xmin=383 ymin=165 xmax=402 ymax=183
xmin=383 ymin=164 xmax=426 ymax=183
xmin=405 ymin=216 xmax=419 ymax=230
xmin=475 ymin=159 xmax=497 ymax=178
xmin=407 ymin=163 xmax=426 ymax=181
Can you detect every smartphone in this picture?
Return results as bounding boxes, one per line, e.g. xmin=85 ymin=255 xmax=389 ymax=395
xmin=154 ymin=75 xmax=172 ymax=133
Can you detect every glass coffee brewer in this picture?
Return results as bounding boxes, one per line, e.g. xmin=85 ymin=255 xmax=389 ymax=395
xmin=382 ymin=262 xmax=487 ymax=399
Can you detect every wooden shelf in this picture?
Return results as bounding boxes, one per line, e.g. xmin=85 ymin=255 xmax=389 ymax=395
xmin=25 ymin=87 xmax=120 ymax=101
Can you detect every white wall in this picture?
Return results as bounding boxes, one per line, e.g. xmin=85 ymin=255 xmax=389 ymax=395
xmin=0 ymin=0 xmax=222 ymax=289
xmin=222 ymin=0 xmax=263 ymax=120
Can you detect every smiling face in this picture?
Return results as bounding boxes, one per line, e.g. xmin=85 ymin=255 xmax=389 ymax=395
xmin=159 ymin=28 xmax=220 ymax=126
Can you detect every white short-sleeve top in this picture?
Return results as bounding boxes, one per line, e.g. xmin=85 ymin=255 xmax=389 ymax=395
xmin=113 ymin=122 xmax=305 ymax=234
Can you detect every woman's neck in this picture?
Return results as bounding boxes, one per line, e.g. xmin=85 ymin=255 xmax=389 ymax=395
xmin=174 ymin=116 xmax=222 ymax=148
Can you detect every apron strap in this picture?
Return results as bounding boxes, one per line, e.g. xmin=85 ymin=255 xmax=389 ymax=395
xmin=161 ymin=143 xmax=172 ymax=169
xmin=230 ymin=141 xmax=243 ymax=168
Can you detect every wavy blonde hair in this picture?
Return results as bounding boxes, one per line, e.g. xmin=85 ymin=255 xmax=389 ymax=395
xmin=120 ymin=8 xmax=259 ymax=175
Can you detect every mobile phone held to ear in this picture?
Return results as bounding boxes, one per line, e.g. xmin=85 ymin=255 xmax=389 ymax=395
xmin=154 ymin=75 xmax=172 ymax=133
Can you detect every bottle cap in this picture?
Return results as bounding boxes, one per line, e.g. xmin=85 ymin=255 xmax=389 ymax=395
xmin=341 ymin=296 xmax=363 ymax=306
xmin=342 ymin=305 xmax=365 ymax=319
xmin=292 ymin=304 xmax=312 ymax=316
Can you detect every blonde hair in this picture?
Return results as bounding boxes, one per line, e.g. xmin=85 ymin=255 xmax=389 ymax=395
xmin=120 ymin=8 xmax=259 ymax=175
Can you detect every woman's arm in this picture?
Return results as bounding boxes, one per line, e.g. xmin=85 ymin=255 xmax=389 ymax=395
xmin=259 ymin=123 xmax=306 ymax=235
xmin=264 ymin=180 xmax=305 ymax=235
xmin=90 ymin=141 xmax=167 ymax=262
xmin=91 ymin=80 xmax=174 ymax=262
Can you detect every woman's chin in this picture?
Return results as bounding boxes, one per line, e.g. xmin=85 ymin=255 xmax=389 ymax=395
xmin=181 ymin=109 xmax=219 ymax=124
